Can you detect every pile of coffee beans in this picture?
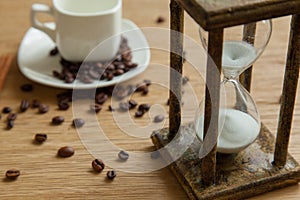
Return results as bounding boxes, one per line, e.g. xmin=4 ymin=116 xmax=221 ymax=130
xmin=51 ymin=37 xmax=139 ymax=84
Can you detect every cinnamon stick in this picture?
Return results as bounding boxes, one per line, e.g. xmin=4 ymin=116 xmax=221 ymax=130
xmin=0 ymin=54 xmax=13 ymax=93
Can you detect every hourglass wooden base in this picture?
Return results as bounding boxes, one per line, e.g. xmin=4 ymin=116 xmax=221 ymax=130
xmin=151 ymin=123 xmax=300 ymax=200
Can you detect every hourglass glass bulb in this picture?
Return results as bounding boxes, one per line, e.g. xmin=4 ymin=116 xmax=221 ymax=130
xmin=195 ymin=20 xmax=272 ymax=154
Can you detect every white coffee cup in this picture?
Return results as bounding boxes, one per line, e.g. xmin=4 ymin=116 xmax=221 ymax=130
xmin=31 ymin=0 xmax=122 ymax=62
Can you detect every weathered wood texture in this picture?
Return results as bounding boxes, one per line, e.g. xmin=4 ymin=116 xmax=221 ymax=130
xmin=274 ymin=14 xmax=300 ymax=167
xmin=169 ymin=0 xmax=184 ymax=140
xmin=240 ymin=23 xmax=257 ymax=92
xmin=151 ymin=124 xmax=300 ymax=200
xmin=176 ymin=0 xmax=300 ymax=30
xmin=201 ymin=29 xmax=223 ymax=186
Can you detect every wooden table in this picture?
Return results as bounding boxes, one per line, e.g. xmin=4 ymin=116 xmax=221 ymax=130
xmin=0 ymin=0 xmax=299 ymax=199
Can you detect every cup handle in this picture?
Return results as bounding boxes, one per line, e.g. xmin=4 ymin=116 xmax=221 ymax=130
xmin=31 ymin=4 xmax=56 ymax=42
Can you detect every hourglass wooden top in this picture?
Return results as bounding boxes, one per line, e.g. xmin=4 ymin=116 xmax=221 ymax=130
xmin=176 ymin=0 xmax=300 ymax=30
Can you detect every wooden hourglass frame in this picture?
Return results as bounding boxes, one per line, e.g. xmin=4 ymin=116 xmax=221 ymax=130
xmin=151 ymin=0 xmax=300 ymax=199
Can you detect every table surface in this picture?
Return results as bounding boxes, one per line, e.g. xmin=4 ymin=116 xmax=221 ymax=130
xmin=0 ymin=0 xmax=300 ymax=199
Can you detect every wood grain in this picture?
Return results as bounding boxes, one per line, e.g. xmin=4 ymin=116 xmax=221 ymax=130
xmin=0 ymin=0 xmax=299 ymax=199
xmin=0 ymin=55 xmax=13 ymax=93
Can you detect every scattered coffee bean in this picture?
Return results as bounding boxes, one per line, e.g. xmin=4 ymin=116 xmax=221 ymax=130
xmin=136 ymin=83 xmax=148 ymax=92
xmin=31 ymin=99 xmax=40 ymax=108
xmin=143 ymin=79 xmax=151 ymax=86
xmin=118 ymin=150 xmax=129 ymax=161
xmin=95 ymin=93 xmax=108 ymax=105
xmin=138 ymin=104 xmax=151 ymax=112
xmin=49 ymin=47 xmax=59 ymax=56
xmin=6 ymin=120 xmax=14 ymax=130
xmin=114 ymin=86 xmax=129 ymax=100
xmin=119 ymin=102 xmax=130 ymax=112
xmin=20 ymin=99 xmax=30 ymax=112
xmin=182 ymin=76 xmax=190 ymax=85
xmin=58 ymin=101 xmax=70 ymax=111
xmin=128 ymin=100 xmax=138 ymax=109
xmin=7 ymin=113 xmax=17 ymax=121
xmin=151 ymin=151 xmax=160 ymax=159
xmin=5 ymin=169 xmax=20 ymax=179
xmin=92 ymin=159 xmax=105 ymax=173
xmin=108 ymin=105 xmax=115 ymax=112
xmin=72 ymin=118 xmax=85 ymax=128
xmin=20 ymin=84 xmax=33 ymax=92
xmin=57 ymin=146 xmax=75 ymax=158
xmin=153 ymin=115 xmax=165 ymax=123
xmin=156 ymin=16 xmax=165 ymax=23
xmin=34 ymin=133 xmax=47 ymax=143
xmin=52 ymin=116 xmax=65 ymax=125
xmin=38 ymin=104 xmax=49 ymax=114
xmin=90 ymin=104 xmax=102 ymax=113
xmin=142 ymin=87 xmax=149 ymax=95
xmin=134 ymin=110 xmax=144 ymax=118
xmin=2 ymin=107 xmax=12 ymax=114
xmin=106 ymin=170 xmax=116 ymax=180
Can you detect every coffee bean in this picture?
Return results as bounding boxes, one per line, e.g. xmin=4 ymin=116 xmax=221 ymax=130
xmin=20 ymin=99 xmax=30 ymax=112
xmin=119 ymin=102 xmax=130 ymax=112
xmin=52 ymin=116 xmax=65 ymax=125
xmin=5 ymin=169 xmax=20 ymax=179
xmin=35 ymin=133 xmax=47 ymax=143
xmin=138 ymin=104 xmax=151 ymax=112
xmin=128 ymin=100 xmax=137 ymax=109
xmin=151 ymin=151 xmax=160 ymax=159
xmin=31 ymin=99 xmax=40 ymax=108
xmin=106 ymin=72 xmax=114 ymax=81
xmin=182 ymin=76 xmax=190 ymax=85
xmin=2 ymin=107 xmax=12 ymax=114
xmin=114 ymin=69 xmax=124 ymax=76
xmin=90 ymin=104 xmax=102 ymax=113
xmin=6 ymin=120 xmax=14 ymax=130
xmin=72 ymin=118 xmax=85 ymax=128
xmin=95 ymin=93 xmax=108 ymax=105
xmin=118 ymin=150 xmax=129 ymax=161
xmin=58 ymin=102 xmax=70 ymax=111
xmin=114 ymin=86 xmax=129 ymax=100
xmin=156 ymin=16 xmax=165 ymax=23
xmin=136 ymin=83 xmax=148 ymax=92
xmin=92 ymin=159 xmax=105 ymax=173
xmin=7 ymin=113 xmax=17 ymax=121
xmin=106 ymin=170 xmax=116 ymax=180
xmin=49 ymin=47 xmax=59 ymax=56
xmin=143 ymin=79 xmax=151 ymax=86
xmin=39 ymin=104 xmax=49 ymax=114
xmin=20 ymin=84 xmax=33 ymax=92
xmin=134 ymin=110 xmax=144 ymax=118
xmin=153 ymin=115 xmax=165 ymax=123
xmin=57 ymin=146 xmax=74 ymax=158
xmin=142 ymin=87 xmax=149 ymax=95
xmin=108 ymin=105 xmax=115 ymax=112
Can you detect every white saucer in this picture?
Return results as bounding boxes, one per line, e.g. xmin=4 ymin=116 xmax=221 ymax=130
xmin=18 ymin=19 xmax=150 ymax=89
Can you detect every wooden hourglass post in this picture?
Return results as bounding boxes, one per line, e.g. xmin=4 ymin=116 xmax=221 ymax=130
xmin=240 ymin=23 xmax=257 ymax=92
xmin=201 ymin=29 xmax=224 ymax=186
xmin=274 ymin=14 xmax=300 ymax=167
xmin=168 ymin=0 xmax=184 ymax=141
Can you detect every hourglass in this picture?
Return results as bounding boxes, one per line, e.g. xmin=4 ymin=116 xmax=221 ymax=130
xmin=151 ymin=0 xmax=300 ymax=199
xmin=195 ymin=20 xmax=272 ymax=154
